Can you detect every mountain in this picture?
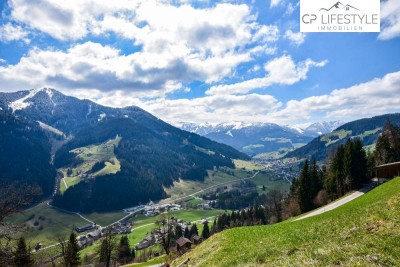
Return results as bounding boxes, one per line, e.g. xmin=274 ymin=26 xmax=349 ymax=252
xmin=0 ymin=88 xmax=248 ymax=212
xmin=286 ymin=113 xmax=400 ymax=161
xmin=304 ymin=121 xmax=344 ymax=136
xmin=176 ymin=121 xmax=342 ymax=158
xmin=0 ymin=107 xmax=56 ymax=197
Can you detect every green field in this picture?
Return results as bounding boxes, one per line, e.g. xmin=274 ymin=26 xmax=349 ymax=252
xmin=59 ymin=136 xmax=122 ymax=193
xmin=233 ymin=159 xmax=264 ymax=171
xmin=81 ymin=211 xmax=126 ymax=226
xmin=7 ymin=203 xmax=88 ymax=247
xmin=173 ymin=177 xmax=400 ymax=266
xmin=163 ymin=168 xmax=250 ymax=203
xmin=321 ymin=129 xmax=352 ymax=146
xmin=250 ymin=172 xmax=291 ymax=194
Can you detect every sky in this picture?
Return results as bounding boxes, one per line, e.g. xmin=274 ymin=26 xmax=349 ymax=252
xmin=0 ymin=0 xmax=400 ymax=126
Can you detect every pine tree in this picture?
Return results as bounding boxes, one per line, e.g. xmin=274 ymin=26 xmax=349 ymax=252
xmin=343 ymin=140 xmax=354 ymax=192
xmin=13 ymin=237 xmax=34 ymax=267
xmin=183 ymin=226 xmax=190 ymax=238
xmin=65 ymin=232 xmax=80 ymax=267
xmin=175 ymin=224 xmax=183 ymax=238
xmin=117 ymin=236 xmax=131 ymax=264
xmin=201 ymin=222 xmax=210 ymax=239
xmin=298 ymin=160 xmax=312 ymax=212
xmin=191 ymin=223 xmax=198 ymax=236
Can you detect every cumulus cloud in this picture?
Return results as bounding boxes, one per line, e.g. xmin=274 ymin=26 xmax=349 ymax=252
xmin=379 ymin=0 xmax=400 ymax=40
xmin=206 ymin=55 xmax=327 ymax=95
xmin=0 ymin=23 xmax=29 ymax=43
xmin=1 ymin=1 xmax=280 ymax=94
xmin=284 ymin=29 xmax=306 ymax=46
xmin=0 ymin=41 xmax=256 ymax=93
xmin=271 ymin=71 xmax=400 ymax=124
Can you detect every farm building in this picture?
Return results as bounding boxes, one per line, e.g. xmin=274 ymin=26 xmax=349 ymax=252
xmin=374 ymin=161 xmax=400 ymax=179
xmin=176 ymin=237 xmax=192 ymax=252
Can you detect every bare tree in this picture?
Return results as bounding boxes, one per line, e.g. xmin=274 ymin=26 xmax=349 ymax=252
xmin=0 ymin=184 xmax=40 ymax=266
xmin=98 ymin=228 xmax=118 ymax=267
xmin=156 ymin=214 xmax=174 ymax=255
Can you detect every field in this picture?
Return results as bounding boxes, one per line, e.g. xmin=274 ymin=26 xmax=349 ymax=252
xmin=59 ymin=136 xmax=121 ymax=193
xmin=7 ymin=203 xmax=88 ymax=247
xmin=233 ymin=159 xmax=264 ymax=171
xmin=173 ymin=177 xmax=400 ymax=266
xmin=163 ymin=168 xmax=251 ymax=203
xmin=7 ymin=202 xmax=127 ymax=248
xmin=321 ymin=129 xmax=352 ymax=146
xmin=250 ymin=172 xmax=291 ymax=194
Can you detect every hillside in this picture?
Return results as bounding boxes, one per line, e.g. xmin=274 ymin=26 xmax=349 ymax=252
xmin=0 ymin=88 xmax=249 ymax=212
xmin=0 ymin=108 xmax=56 ymax=198
xmin=286 ymin=113 xmax=400 ymax=160
xmin=174 ymin=177 xmax=400 ymax=266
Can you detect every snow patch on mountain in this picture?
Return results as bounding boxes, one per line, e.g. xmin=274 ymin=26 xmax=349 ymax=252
xmin=9 ymin=88 xmax=41 ymax=111
xmin=98 ymin=112 xmax=107 ymax=121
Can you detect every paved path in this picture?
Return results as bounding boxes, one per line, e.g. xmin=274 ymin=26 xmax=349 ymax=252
xmin=294 ymin=183 xmax=375 ymax=221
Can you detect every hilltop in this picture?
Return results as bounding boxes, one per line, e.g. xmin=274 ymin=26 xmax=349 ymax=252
xmin=173 ymin=177 xmax=400 ymax=266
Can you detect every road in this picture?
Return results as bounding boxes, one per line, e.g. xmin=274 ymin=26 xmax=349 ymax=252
xmin=294 ymin=183 xmax=375 ymax=221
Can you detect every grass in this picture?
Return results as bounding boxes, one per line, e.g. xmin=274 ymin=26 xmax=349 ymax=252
xmin=59 ymin=136 xmax=122 ymax=193
xmin=233 ymin=160 xmax=264 ymax=171
xmin=123 ymin=255 xmax=168 ymax=267
xmin=174 ymin=177 xmax=400 ymax=266
xmin=321 ymin=129 xmax=352 ymax=146
xmin=7 ymin=203 xmax=88 ymax=247
xmin=81 ymin=211 xmax=126 ymax=226
xmin=250 ymin=172 xmax=291 ymax=194
xmin=163 ymin=169 xmax=246 ymax=202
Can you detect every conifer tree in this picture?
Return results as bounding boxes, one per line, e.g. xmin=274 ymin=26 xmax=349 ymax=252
xmin=117 ymin=236 xmax=131 ymax=264
xmin=13 ymin=237 xmax=34 ymax=267
xmin=175 ymin=224 xmax=183 ymax=238
xmin=201 ymin=222 xmax=210 ymax=239
xmin=183 ymin=226 xmax=190 ymax=238
xmin=65 ymin=232 xmax=80 ymax=267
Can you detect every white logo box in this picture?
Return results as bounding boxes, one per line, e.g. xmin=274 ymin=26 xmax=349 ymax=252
xmin=300 ymin=0 xmax=380 ymax=32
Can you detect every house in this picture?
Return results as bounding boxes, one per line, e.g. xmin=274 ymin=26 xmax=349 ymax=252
xmin=75 ymin=224 xmax=94 ymax=233
xmin=374 ymin=161 xmax=400 ymax=180
xmin=191 ymin=235 xmax=202 ymax=245
xmin=176 ymin=237 xmax=192 ymax=252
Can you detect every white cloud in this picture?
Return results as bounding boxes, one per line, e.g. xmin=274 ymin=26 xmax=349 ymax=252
xmin=65 ymin=70 xmax=400 ymax=125
xmin=270 ymin=0 xmax=284 ymax=8
xmin=206 ymin=55 xmax=327 ymax=95
xmin=271 ymin=71 xmax=400 ymax=124
xmin=1 ymin=1 xmax=280 ymax=94
xmin=284 ymin=29 xmax=306 ymax=46
xmin=0 ymin=23 xmax=29 ymax=43
xmin=379 ymin=0 xmax=400 ymax=40
xmin=284 ymin=2 xmax=299 ymax=16
xmin=139 ymin=93 xmax=282 ymax=124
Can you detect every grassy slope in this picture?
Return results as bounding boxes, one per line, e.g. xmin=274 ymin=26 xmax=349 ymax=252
xmin=175 ymin=178 xmax=400 ymax=267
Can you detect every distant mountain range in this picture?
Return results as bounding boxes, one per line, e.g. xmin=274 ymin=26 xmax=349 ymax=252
xmin=176 ymin=121 xmax=343 ymax=157
xmin=286 ymin=113 xmax=400 ymax=161
xmin=0 ymin=88 xmax=248 ymax=212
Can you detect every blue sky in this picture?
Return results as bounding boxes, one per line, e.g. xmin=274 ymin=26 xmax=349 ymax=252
xmin=0 ymin=0 xmax=400 ymax=126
